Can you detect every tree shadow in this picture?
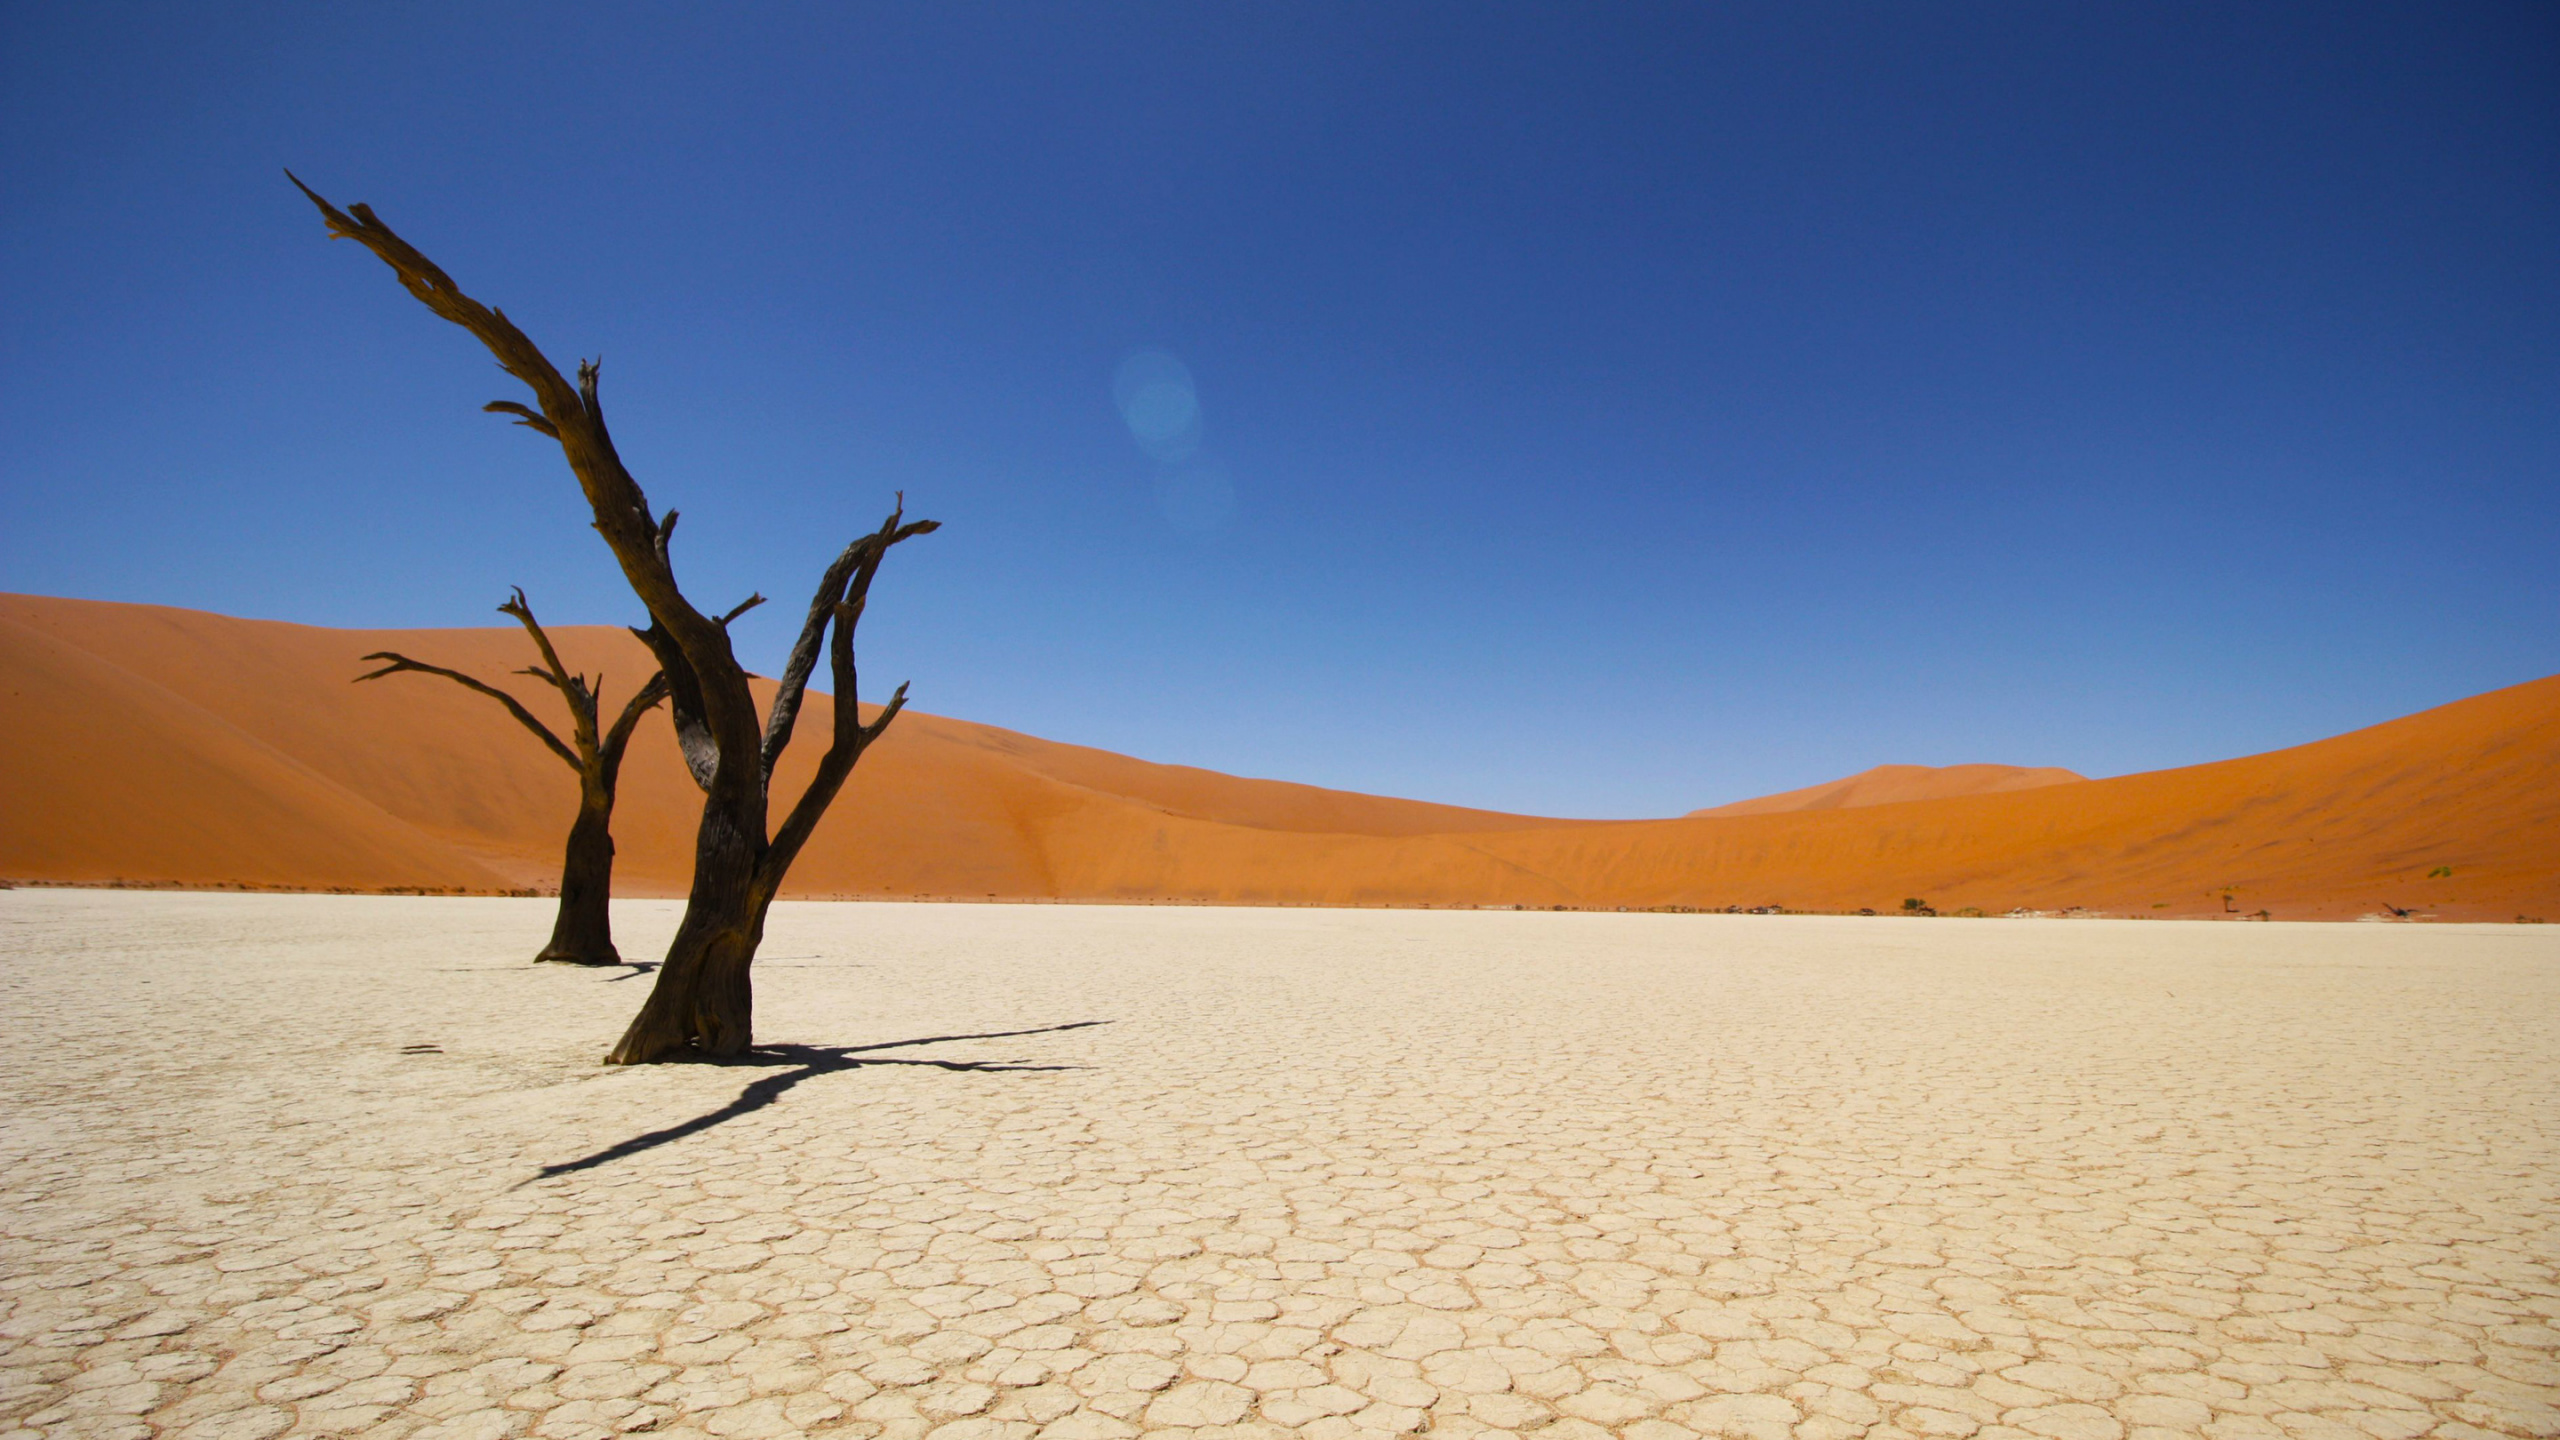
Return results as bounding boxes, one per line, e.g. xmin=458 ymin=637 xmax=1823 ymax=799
xmin=530 ymin=1021 xmax=1110 ymax=1179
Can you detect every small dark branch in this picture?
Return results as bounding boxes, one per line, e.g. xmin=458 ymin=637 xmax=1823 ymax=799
xmin=498 ymin=588 xmax=599 ymax=752
xmin=515 ymin=664 xmax=576 ymax=694
xmin=862 ymin=679 xmax=912 ymax=746
xmin=355 ymin=652 xmax=581 ymax=771
xmin=579 ymin=357 xmax=615 ymax=453
xmin=483 ymin=400 xmax=559 ymax=438
xmin=600 ymin=671 xmax=672 ymax=771
xmin=720 ymin=594 xmax=767 ymax=627
xmin=653 ymin=510 xmax=680 ymax=571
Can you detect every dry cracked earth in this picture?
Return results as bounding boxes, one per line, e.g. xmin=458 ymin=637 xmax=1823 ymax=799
xmin=1 ymin=891 xmax=2554 ymax=1440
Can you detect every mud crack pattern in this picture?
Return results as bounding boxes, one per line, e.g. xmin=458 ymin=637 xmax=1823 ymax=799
xmin=1 ymin=892 xmax=2554 ymax=1440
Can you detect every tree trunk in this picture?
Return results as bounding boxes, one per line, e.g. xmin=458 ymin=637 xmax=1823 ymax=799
xmin=357 ymin=593 xmax=667 ymax=970
xmin=603 ymin=797 xmax=771 ymax=1061
xmin=535 ymin=787 xmax=623 ymax=965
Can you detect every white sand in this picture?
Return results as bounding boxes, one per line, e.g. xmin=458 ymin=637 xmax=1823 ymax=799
xmin=1 ymin=890 xmax=2554 ymax=1440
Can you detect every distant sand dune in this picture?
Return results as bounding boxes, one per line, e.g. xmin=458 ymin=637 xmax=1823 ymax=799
xmin=1687 ymin=762 xmax=2086 ymax=817
xmin=3 ymin=593 xmax=2553 ymax=919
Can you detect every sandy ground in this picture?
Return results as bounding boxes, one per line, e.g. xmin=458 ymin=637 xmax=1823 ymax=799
xmin=1 ymin=893 xmax=2554 ymax=1440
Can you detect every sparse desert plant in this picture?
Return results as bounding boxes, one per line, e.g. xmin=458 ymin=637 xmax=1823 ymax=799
xmin=1901 ymin=897 xmax=1935 ymax=915
xmin=2428 ymin=865 xmax=2454 ymax=878
xmin=298 ymin=177 xmax=937 ymax=1064
xmin=358 ymin=588 xmax=665 ymax=965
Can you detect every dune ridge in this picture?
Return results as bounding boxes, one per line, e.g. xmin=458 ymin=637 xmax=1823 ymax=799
xmin=1687 ymin=763 xmax=2086 ymax=817
xmin=2 ymin=593 xmax=2551 ymax=920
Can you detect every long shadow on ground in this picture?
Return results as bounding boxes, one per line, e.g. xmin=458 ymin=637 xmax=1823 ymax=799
xmin=534 ymin=1021 xmax=1110 ymax=1178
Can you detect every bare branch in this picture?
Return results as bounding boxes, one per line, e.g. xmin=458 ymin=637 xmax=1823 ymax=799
xmin=759 ymin=538 xmax=873 ymax=778
xmin=291 ymin=172 xmax=763 ymax=768
xmin=497 ymin=588 xmax=599 ymax=753
xmin=720 ymin=594 xmax=766 ymax=626
xmin=355 ymin=652 xmax=581 ymax=771
xmin=290 ymin=173 xmax=635 ymax=536
xmin=653 ymin=509 xmax=679 ymax=571
xmin=579 ymin=358 xmax=619 ymax=455
xmin=760 ymin=501 xmax=938 ymax=886
xmin=599 ymin=671 xmax=672 ymax=772
xmin=483 ymin=400 xmax=559 ymax=438
xmin=760 ymin=499 xmax=941 ymax=779
xmin=862 ymin=680 xmax=912 ymax=746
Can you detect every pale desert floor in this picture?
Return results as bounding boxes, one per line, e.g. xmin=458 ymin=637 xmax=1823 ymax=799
xmin=1 ymin=893 xmax=2554 ymax=1440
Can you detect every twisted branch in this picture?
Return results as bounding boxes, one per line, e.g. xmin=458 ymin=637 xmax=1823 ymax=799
xmin=289 ymin=172 xmax=760 ymax=775
xmin=355 ymin=653 xmax=582 ymax=771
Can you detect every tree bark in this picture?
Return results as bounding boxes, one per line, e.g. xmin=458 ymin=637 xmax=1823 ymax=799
xmin=608 ymin=807 xmax=769 ymax=1061
xmin=536 ymin=784 xmax=624 ymax=964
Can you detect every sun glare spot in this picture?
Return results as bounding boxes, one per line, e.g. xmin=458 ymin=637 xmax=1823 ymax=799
xmin=1112 ymin=348 xmax=1202 ymax=461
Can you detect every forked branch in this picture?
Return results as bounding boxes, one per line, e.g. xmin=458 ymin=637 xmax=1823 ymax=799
xmin=759 ymin=500 xmax=940 ymax=886
xmin=359 ymin=588 xmax=666 ymax=775
xmin=602 ymin=672 xmax=674 ymax=767
xmin=356 ymin=653 xmax=582 ymax=770
xmin=499 ymin=587 xmax=601 ymax=751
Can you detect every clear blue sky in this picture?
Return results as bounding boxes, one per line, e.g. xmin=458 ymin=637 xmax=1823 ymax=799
xmin=4 ymin=3 xmax=2554 ymax=817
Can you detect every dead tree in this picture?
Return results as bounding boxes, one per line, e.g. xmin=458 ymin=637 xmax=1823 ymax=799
xmin=357 ymin=589 xmax=667 ymax=965
xmin=297 ymin=175 xmax=937 ymax=1063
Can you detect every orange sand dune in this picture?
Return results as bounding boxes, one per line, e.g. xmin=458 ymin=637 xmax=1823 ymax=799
xmin=0 ymin=593 xmax=1561 ymax=899
xmin=3 ymin=593 xmax=2552 ymax=920
xmin=1688 ymin=762 xmax=2086 ymax=818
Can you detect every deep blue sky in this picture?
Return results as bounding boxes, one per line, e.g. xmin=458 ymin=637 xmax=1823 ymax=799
xmin=4 ymin=3 xmax=2554 ymax=816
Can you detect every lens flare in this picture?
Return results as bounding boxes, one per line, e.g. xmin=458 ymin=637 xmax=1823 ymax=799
xmin=1112 ymin=349 xmax=1201 ymax=461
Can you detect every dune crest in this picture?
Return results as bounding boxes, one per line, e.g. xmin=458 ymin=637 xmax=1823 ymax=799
xmin=2 ymin=593 xmax=2551 ymax=920
xmin=1689 ymin=763 xmax=2087 ymax=818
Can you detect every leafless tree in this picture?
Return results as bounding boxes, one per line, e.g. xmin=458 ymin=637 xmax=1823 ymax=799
xmin=358 ymin=588 xmax=667 ymax=964
xmin=297 ymin=175 xmax=937 ymax=1063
